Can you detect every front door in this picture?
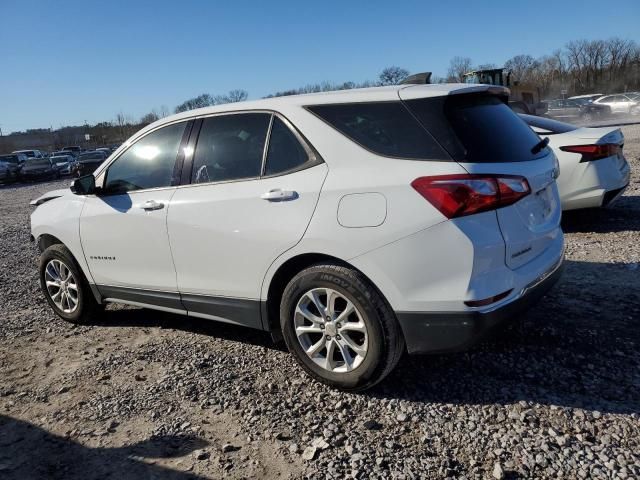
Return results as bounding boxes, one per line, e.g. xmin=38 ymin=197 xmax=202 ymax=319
xmin=80 ymin=121 xmax=190 ymax=301
xmin=167 ymin=113 xmax=327 ymax=326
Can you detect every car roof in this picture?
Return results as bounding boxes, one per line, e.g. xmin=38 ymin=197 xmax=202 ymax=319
xmin=134 ymin=83 xmax=504 ymax=138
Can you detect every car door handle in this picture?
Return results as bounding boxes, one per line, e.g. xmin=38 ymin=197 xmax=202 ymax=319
xmin=261 ymin=189 xmax=298 ymax=201
xmin=141 ymin=200 xmax=165 ymax=211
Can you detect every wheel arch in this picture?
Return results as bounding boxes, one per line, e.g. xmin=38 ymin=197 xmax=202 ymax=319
xmin=262 ymin=252 xmax=392 ymax=340
xmin=35 ymin=233 xmax=102 ymax=304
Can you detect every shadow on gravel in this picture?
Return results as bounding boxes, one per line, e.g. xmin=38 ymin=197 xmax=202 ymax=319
xmin=562 ymin=196 xmax=640 ymax=233
xmin=371 ymin=259 xmax=640 ymax=415
xmin=95 ymin=307 xmax=284 ymax=352
xmin=0 ymin=414 xmax=207 ymax=479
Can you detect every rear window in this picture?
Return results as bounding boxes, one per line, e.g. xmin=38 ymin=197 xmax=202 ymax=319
xmin=519 ymin=114 xmax=577 ymax=135
xmin=307 ymin=102 xmax=448 ymax=160
xmin=405 ymin=94 xmax=549 ymax=163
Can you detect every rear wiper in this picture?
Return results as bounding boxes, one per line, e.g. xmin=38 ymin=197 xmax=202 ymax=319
xmin=531 ymin=137 xmax=549 ymax=154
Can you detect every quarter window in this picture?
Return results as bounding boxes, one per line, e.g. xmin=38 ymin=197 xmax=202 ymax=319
xmin=191 ymin=113 xmax=270 ymax=184
xmin=264 ymin=117 xmax=310 ymax=176
xmin=308 ymin=102 xmax=448 ymax=160
xmin=105 ymin=122 xmax=186 ymax=194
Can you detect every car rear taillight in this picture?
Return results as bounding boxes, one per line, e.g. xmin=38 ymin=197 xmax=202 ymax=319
xmin=559 ymin=143 xmax=620 ymax=162
xmin=411 ymin=174 xmax=531 ymax=219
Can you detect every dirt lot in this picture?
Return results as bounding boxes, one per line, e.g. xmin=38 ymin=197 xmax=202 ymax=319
xmin=1 ymin=126 xmax=639 ymax=479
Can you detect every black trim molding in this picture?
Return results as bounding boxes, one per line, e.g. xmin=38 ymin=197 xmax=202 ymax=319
xmin=96 ymin=285 xmax=263 ymax=330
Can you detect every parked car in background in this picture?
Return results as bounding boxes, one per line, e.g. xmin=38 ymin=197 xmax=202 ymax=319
xmin=50 ymin=154 xmax=76 ymax=175
xmin=30 ymin=84 xmax=564 ymax=390
xmin=53 ymin=150 xmax=78 ymax=159
xmin=62 ymin=146 xmax=83 ymax=155
xmin=543 ymin=98 xmax=610 ymax=121
xmin=13 ymin=149 xmax=45 ymax=159
xmin=95 ymin=147 xmax=112 ymax=155
xmin=0 ymin=161 xmax=18 ymax=184
xmin=73 ymin=150 xmax=109 ymax=177
xmin=0 ymin=153 xmax=28 ymax=181
xmin=593 ymin=94 xmax=639 ymax=114
xmin=20 ymin=158 xmax=60 ymax=181
xmin=568 ymin=94 xmax=603 ymax=102
xmin=521 ymin=114 xmax=630 ymax=210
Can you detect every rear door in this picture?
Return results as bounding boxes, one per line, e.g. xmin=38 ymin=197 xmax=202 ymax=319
xmin=403 ymin=90 xmax=561 ymax=270
xmin=167 ymin=112 xmax=327 ymax=324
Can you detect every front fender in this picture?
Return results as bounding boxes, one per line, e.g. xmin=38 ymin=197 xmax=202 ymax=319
xmin=30 ymin=195 xmax=94 ymax=284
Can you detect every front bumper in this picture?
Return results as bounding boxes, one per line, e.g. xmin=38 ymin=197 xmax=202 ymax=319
xmin=396 ymin=253 xmax=565 ymax=354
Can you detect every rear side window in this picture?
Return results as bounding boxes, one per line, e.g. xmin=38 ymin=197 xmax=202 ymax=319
xmin=264 ymin=117 xmax=310 ymax=176
xmin=191 ymin=113 xmax=270 ymax=184
xmin=405 ymin=94 xmax=548 ymax=163
xmin=307 ymin=102 xmax=448 ymax=160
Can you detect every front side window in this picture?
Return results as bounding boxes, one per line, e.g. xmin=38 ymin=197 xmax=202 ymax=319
xmin=104 ymin=121 xmax=186 ymax=194
xmin=264 ymin=117 xmax=311 ymax=176
xmin=307 ymin=102 xmax=448 ymax=160
xmin=191 ymin=113 xmax=270 ymax=184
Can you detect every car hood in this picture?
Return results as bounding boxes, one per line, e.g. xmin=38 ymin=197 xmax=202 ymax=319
xmin=30 ymin=188 xmax=70 ymax=206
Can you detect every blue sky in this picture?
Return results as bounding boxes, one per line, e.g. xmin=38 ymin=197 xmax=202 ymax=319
xmin=1 ymin=0 xmax=639 ymax=133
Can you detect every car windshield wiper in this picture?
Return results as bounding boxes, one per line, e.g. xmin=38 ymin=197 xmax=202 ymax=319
xmin=531 ymin=137 xmax=549 ymax=154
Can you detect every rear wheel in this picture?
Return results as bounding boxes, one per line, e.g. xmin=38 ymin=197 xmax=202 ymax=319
xmin=39 ymin=244 xmax=103 ymax=324
xmin=280 ymin=264 xmax=404 ymax=391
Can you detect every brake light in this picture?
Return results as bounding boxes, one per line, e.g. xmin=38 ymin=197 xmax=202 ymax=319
xmin=411 ymin=174 xmax=531 ymax=219
xmin=559 ymin=143 xmax=620 ymax=162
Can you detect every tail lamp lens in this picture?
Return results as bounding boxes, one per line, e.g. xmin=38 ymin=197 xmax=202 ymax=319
xmin=411 ymin=174 xmax=531 ymax=219
xmin=559 ymin=143 xmax=620 ymax=162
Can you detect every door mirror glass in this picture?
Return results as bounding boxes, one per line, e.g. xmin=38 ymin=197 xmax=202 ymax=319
xmin=71 ymin=174 xmax=96 ymax=195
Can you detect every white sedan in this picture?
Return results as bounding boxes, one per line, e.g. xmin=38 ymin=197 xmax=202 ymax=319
xmin=521 ymin=114 xmax=630 ymax=211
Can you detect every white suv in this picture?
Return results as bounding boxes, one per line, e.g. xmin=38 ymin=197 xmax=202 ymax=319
xmin=31 ymin=84 xmax=564 ymax=390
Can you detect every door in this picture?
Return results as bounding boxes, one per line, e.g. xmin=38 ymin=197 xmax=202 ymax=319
xmin=167 ymin=113 xmax=327 ymax=325
xmin=80 ymin=121 xmax=190 ymax=298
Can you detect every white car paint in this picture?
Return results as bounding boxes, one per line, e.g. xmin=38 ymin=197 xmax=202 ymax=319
xmin=593 ymin=94 xmax=639 ymax=114
xmin=31 ymin=84 xmax=564 ymax=349
xmin=521 ymin=114 xmax=630 ymax=210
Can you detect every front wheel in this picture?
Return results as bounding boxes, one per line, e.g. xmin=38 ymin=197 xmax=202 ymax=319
xmin=280 ymin=264 xmax=404 ymax=391
xmin=39 ymin=244 xmax=103 ymax=324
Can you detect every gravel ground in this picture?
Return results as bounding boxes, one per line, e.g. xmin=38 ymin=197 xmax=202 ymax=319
xmin=1 ymin=125 xmax=639 ymax=479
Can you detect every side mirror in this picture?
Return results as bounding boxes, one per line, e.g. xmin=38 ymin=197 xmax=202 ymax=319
xmin=71 ymin=174 xmax=96 ymax=195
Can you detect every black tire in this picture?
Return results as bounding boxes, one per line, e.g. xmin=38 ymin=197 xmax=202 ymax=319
xmin=280 ymin=264 xmax=404 ymax=391
xmin=39 ymin=244 xmax=103 ymax=324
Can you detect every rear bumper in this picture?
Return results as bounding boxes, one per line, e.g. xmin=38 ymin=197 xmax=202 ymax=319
xmin=396 ymin=252 xmax=564 ymax=354
xmin=561 ymin=156 xmax=630 ymax=210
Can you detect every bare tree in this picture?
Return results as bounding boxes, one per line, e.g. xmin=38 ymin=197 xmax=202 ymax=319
xmin=224 ymin=89 xmax=248 ymax=103
xmin=174 ymin=94 xmax=215 ymax=113
xmin=140 ymin=111 xmax=159 ymax=125
xmin=447 ymin=56 xmax=473 ymax=82
xmin=378 ymin=67 xmax=410 ymax=86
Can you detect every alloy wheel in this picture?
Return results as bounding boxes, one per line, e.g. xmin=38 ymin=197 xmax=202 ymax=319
xmin=294 ymin=288 xmax=368 ymax=373
xmin=44 ymin=259 xmax=79 ymax=314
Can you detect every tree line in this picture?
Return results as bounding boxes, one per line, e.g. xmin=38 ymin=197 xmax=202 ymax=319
xmin=447 ymin=37 xmax=640 ymax=96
